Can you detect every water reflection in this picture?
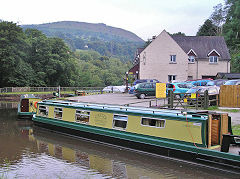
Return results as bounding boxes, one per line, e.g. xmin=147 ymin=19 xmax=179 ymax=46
xmin=0 ymin=102 xmax=18 ymax=109
xmin=0 ymin=108 xmax=239 ymax=178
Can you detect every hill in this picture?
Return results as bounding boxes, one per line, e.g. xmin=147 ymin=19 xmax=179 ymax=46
xmin=21 ymin=21 xmax=144 ymax=61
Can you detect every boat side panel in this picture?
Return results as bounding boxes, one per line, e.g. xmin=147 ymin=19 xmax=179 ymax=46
xmin=62 ymin=108 xmax=75 ymax=122
xmin=89 ymin=111 xmax=114 ymax=129
xmin=28 ymin=98 xmax=41 ymax=113
xmin=127 ymin=116 xmax=203 ymax=145
xmin=48 ymin=106 xmax=55 ymax=119
xmin=46 ymin=106 xmax=204 ymax=145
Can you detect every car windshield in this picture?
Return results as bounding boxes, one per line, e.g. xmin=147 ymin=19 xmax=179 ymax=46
xmin=207 ymin=81 xmax=215 ymax=86
xmin=186 ymin=88 xmax=199 ymax=93
xmin=177 ymin=83 xmax=193 ymax=88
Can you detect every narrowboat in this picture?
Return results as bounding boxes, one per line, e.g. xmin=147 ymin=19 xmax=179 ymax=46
xmin=33 ymin=100 xmax=240 ymax=173
xmin=17 ymin=94 xmax=41 ymax=118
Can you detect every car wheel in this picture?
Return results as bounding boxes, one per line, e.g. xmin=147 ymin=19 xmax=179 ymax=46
xmin=140 ymin=94 xmax=146 ymax=99
xmin=175 ymin=94 xmax=181 ymax=99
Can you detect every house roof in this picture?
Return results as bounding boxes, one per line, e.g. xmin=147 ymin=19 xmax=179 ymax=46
xmin=172 ymin=36 xmax=231 ymax=60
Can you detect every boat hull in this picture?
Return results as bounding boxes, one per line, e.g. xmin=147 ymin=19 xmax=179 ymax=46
xmin=33 ymin=116 xmax=240 ymax=174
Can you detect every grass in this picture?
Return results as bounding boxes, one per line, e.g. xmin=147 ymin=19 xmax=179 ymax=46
xmin=207 ymin=106 xmax=240 ymax=113
xmin=232 ymin=125 xmax=240 ymax=136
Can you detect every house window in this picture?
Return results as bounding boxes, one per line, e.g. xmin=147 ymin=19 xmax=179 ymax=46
xmin=141 ymin=117 xmax=165 ymax=128
xmin=209 ymin=56 xmax=218 ymax=63
xmin=38 ymin=105 xmax=48 ymax=117
xmin=170 ymin=55 xmax=176 ymax=63
xmin=168 ymin=75 xmax=176 ymax=82
xmin=113 ymin=114 xmax=128 ymax=130
xmin=75 ymin=110 xmax=90 ymax=124
xmin=188 ymin=56 xmax=195 ymax=63
xmin=54 ymin=107 xmax=63 ymax=119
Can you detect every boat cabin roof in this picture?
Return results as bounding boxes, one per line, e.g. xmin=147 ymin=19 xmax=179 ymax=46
xmin=20 ymin=94 xmax=39 ymax=100
xmin=38 ymin=100 xmax=209 ymax=122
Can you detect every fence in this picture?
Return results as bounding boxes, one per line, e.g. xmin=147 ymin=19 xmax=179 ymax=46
xmin=0 ymin=87 xmax=105 ymax=93
xmin=149 ymin=90 xmax=219 ymax=110
xmin=220 ymin=85 xmax=240 ymax=108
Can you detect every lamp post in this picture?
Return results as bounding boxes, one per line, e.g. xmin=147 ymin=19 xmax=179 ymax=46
xmin=125 ymin=72 xmax=129 ymax=93
xmin=136 ymin=70 xmax=139 ymax=80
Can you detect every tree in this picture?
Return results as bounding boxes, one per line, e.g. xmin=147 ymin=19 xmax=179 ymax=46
xmin=196 ymin=19 xmax=217 ymax=36
xmin=0 ymin=21 xmax=32 ymax=87
xmin=210 ymin=3 xmax=228 ymax=35
xmin=223 ymin=0 xmax=240 ymax=51
xmin=172 ymin=32 xmax=186 ymax=36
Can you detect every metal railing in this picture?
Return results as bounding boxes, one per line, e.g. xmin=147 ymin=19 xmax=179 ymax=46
xmin=0 ymin=87 xmax=105 ymax=93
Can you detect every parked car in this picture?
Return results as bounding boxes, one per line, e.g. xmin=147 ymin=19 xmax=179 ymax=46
xmin=206 ymin=79 xmax=227 ymax=86
xmin=187 ymin=79 xmax=212 ymax=86
xmin=128 ymin=85 xmax=136 ymax=94
xmin=224 ymin=79 xmax=240 ymax=85
xmin=135 ymin=82 xmax=156 ymax=99
xmin=185 ymin=86 xmax=220 ymax=105
xmin=133 ymin=79 xmax=159 ymax=86
xmin=167 ymin=82 xmax=193 ymax=98
xmin=102 ymin=86 xmax=126 ymax=93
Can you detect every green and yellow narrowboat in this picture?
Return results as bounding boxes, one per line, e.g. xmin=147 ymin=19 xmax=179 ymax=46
xmin=33 ymin=100 xmax=240 ymax=173
xmin=17 ymin=94 xmax=41 ymax=118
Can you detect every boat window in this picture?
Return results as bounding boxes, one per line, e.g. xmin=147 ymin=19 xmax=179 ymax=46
xmin=113 ymin=114 xmax=128 ymax=130
xmin=141 ymin=117 xmax=165 ymax=128
xmin=54 ymin=107 xmax=63 ymax=119
xmin=38 ymin=105 xmax=48 ymax=117
xmin=75 ymin=110 xmax=90 ymax=124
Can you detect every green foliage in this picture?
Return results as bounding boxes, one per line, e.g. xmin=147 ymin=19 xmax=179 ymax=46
xmin=0 ymin=21 xmax=130 ymax=88
xmin=196 ymin=1 xmax=240 ymax=72
xmin=223 ymin=0 xmax=240 ymax=51
xmin=196 ymin=19 xmax=217 ymax=36
xmin=230 ymin=52 xmax=240 ymax=72
xmin=74 ymin=50 xmax=131 ymax=87
xmin=222 ymin=0 xmax=240 ymax=72
xmin=0 ymin=21 xmax=33 ymax=87
xmin=21 ymin=21 xmax=144 ymax=62
xmin=232 ymin=125 xmax=240 ymax=135
xmin=172 ymin=32 xmax=186 ymax=36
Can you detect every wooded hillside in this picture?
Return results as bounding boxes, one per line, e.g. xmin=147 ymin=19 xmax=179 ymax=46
xmin=21 ymin=21 xmax=144 ymax=62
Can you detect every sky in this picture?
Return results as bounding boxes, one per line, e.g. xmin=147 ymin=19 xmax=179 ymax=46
xmin=1 ymin=0 xmax=224 ymax=40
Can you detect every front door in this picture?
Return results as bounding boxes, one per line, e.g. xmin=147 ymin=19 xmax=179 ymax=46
xmin=21 ymin=99 xmax=29 ymax=112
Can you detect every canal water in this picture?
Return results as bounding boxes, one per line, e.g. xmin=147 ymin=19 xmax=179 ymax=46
xmin=0 ymin=105 xmax=239 ymax=179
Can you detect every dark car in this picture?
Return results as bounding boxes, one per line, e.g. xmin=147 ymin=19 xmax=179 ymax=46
xmin=133 ymin=79 xmax=159 ymax=86
xmin=224 ymin=79 xmax=240 ymax=85
xmin=187 ymin=79 xmax=212 ymax=86
xmin=206 ymin=79 xmax=227 ymax=86
xmin=135 ymin=82 xmax=156 ymax=99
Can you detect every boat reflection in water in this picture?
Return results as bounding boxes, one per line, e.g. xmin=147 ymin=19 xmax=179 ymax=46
xmin=30 ymin=126 xmax=237 ymax=179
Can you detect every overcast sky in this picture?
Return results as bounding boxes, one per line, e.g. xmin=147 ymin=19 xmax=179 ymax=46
xmin=1 ymin=0 xmax=224 ymax=40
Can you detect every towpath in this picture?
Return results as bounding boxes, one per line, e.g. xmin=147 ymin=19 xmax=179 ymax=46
xmin=68 ymin=93 xmax=240 ymax=125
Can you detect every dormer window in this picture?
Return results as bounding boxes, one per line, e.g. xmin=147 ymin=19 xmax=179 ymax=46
xmin=209 ymin=56 xmax=218 ymax=63
xmin=187 ymin=49 xmax=197 ymax=63
xmin=208 ymin=49 xmax=220 ymax=64
xmin=188 ymin=56 xmax=195 ymax=63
